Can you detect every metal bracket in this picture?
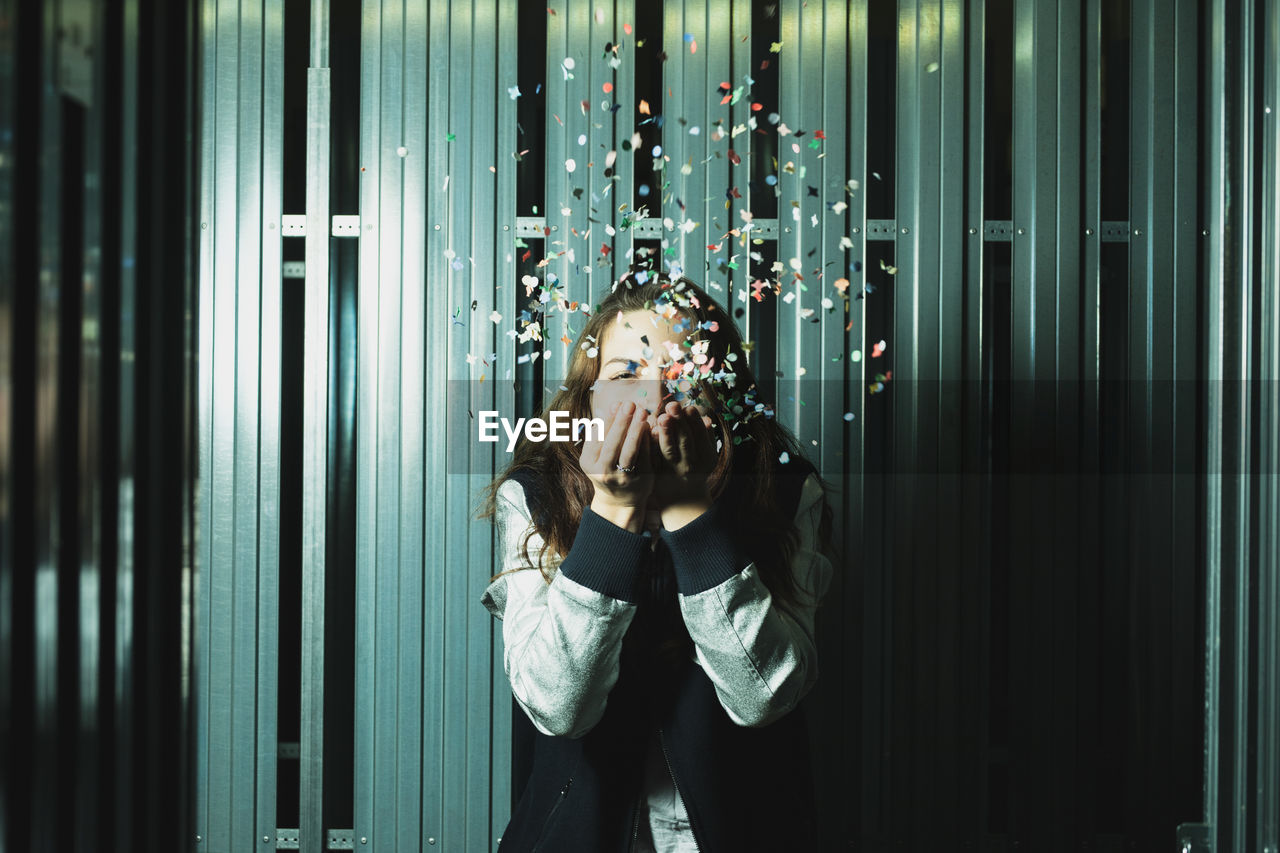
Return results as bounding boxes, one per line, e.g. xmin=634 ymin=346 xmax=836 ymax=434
xmin=282 ymin=215 xmax=307 ymax=237
xmin=515 ymin=216 xmax=546 ymax=237
xmin=273 ymin=828 xmax=355 ymax=850
xmin=866 ymin=219 xmax=897 ymax=240
xmin=277 ymin=740 xmax=301 ymax=758
xmin=1100 ymin=220 xmax=1131 ymax=242
xmin=282 ymin=263 xmax=305 ymax=280
xmin=1174 ymin=823 xmax=1212 ymax=853
xmin=983 ymin=220 xmax=1014 ymax=241
xmin=327 ymin=829 xmax=355 ymax=850
xmin=630 ymin=218 xmax=665 ymax=238
xmin=331 ymin=215 xmax=360 ymax=237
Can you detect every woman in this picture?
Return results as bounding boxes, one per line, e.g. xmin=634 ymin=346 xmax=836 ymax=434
xmin=477 ymin=265 xmax=838 ymax=852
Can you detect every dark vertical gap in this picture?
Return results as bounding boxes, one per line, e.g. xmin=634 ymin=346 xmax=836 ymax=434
xmin=9 ymin=1 xmax=40 ymax=850
xmin=133 ymin=0 xmax=155 ymax=840
xmin=134 ymin=0 xmax=196 ymax=844
xmin=1098 ymin=0 xmax=1130 ymax=844
xmin=632 ymin=0 xmax=662 ymax=214
xmin=278 ymin=0 xmax=311 ymax=831
xmin=98 ymin=0 xmax=125 ymax=848
xmin=283 ymin=0 xmax=310 ymax=252
xmin=324 ymin=0 xmax=361 ymax=833
xmin=1096 ymin=240 xmax=1128 ymax=837
xmin=865 ymin=0 xmax=896 ymax=220
xmin=980 ymin=0 xmax=1013 ymax=842
xmin=986 ymin=238 xmax=1010 ymax=838
xmin=747 ymin=2 xmax=778 ymax=221
xmin=515 ymin=237 xmax=545 ymax=418
xmin=58 ymin=95 xmax=86 ymax=853
xmin=1099 ymin=1 xmax=1129 ymax=223
xmin=748 ymin=241 xmax=778 ymax=413
xmin=515 ymin=0 xmax=546 ymax=217
xmin=983 ymin=0 xmax=1013 ymax=221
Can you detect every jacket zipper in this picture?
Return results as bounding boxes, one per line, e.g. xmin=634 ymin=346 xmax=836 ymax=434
xmin=529 ymin=776 xmax=573 ymax=853
xmin=657 ymin=727 xmax=703 ymax=852
xmin=627 ymin=783 xmax=642 ymax=852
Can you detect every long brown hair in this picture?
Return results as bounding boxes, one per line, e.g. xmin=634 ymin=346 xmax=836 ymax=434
xmin=475 ymin=266 xmax=838 ymax=614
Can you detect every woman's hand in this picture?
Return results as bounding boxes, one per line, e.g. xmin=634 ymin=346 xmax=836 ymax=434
xmin=580 ymin=400 xmax=655 ymax=515
xmin=646 ymin=399 xmax=718 ymax=511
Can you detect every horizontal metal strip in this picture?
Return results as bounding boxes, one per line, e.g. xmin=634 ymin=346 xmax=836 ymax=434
xmin=273 ymin=829 xmax=355 ymax=850
xmin=279 ymin=214 xmax=362 ymax=237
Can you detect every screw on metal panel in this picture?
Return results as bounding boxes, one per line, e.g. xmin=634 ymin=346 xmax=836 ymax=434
xmin=900 ymin=227 xmax=908 ymax=234
xmin=264 ymin=837 xmax=270 ymax=843
xmin=784 ymin=227 xmax=792 ymax=233
xmin=429 ymin=838 xmax=436 ymax=845
xmin=196 ymin=837 xmax=202 ymax=844
xmin=1133 ymin=228 xmax=1142 ymax=236
xmin=434 ymin=224 xmax=441 ymax=230
xmin=1085 ymin=227 xmax=1094 ymax=235
xmin=552 ymin=225 xmax=558 ymax=231
xmin=1017 ymin=228 xmax=1025 ymax=235
xmin=852 ymin=227 xmax=860 ymax=234
xmin=504 ymin=225 xmax=510 ymax=230
xmin=361 ymin=838 xmax=368 ymax=845
xmin=201 ymin=223 xmax=207 ymax=230
xmin=968 ymin=227 xmax=977 ymax=234
xmin=1203 ymin=229 xmax=1209 ymax=235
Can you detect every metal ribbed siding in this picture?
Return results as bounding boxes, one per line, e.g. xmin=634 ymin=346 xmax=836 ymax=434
xmin=354 ymin=1 xmax=517 ymax=849
xmin=174 ymin=2 xmax=1280 ymax=853
xmin=196 ymin=0 xmax=283 ymax=849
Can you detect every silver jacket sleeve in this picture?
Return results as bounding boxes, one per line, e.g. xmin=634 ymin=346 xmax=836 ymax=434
xmin=480 ymin=478 xmax=639 ymax=739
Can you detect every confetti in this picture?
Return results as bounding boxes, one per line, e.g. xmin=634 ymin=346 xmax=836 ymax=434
xmin=926 ymin=61 xmax=940 ymax=73
xmin=770 ymin=41 xmax=783 ymax=53
xmin=565 ymin=158 xmax=577 ymax=173
xmin=507 ymin=84 xmax=521 ymax=100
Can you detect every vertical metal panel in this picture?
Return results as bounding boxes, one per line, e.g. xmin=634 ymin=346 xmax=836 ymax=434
xmin=196 ymin=0 xmax=282 ymax=848
xmin=542 ymin=0 xmax=588 ymax=386
xmin=301 ymin=0 xmax=331 ymax=848
xmin=114 ymin=0 xmax=141 ymax=847
xmin=459 ymin=0 xmax=517 ymax=847
xmin=0 ymin=0 xmax=13 ymax=834
xmin=353 ymin=0 xmax=381 ymax=840
xmin=960 ymin=0 xmax=990 ymax=844
xmin=661 ymin=0 xmax=730 ymax=287
xmin=487 ymin=0 xmax=520 ymax=837
xmin=1260 ymin=3 xmax=1280 ymax=849
xmin=34 ymin=0 xmax=64 ymax=849
xmin=260 ymin=0 xmax=286 ymax=848
xmin=1052 ymin=0 xmax=1083 ymax=840
xmin=77 ymin=0 xmax=107 ymax=847
xmin=1201 ymin=0 xmax=1227 ymax=840
xmin=1009 ymin=0 xmax=1059 ymax=844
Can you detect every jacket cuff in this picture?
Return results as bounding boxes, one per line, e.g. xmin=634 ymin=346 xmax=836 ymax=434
xmin=556 ymin=506 xmax=650 ymax=603
xmin=659 ymin=494 xmax=750 ymax=596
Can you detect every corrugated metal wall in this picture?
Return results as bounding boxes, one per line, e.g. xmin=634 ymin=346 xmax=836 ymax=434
xmin=0 ymin=0 xmax=1268 ymax=851
xmin=0 ymin=0 xmax=199 ymax=850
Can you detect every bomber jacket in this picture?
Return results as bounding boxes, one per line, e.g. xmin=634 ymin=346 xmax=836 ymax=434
xmin=480 ymin=456 xmax=834 ymax=852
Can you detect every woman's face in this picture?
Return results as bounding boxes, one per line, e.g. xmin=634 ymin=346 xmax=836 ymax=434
xmin=589 ymin=308 xmax=695 ymax=421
